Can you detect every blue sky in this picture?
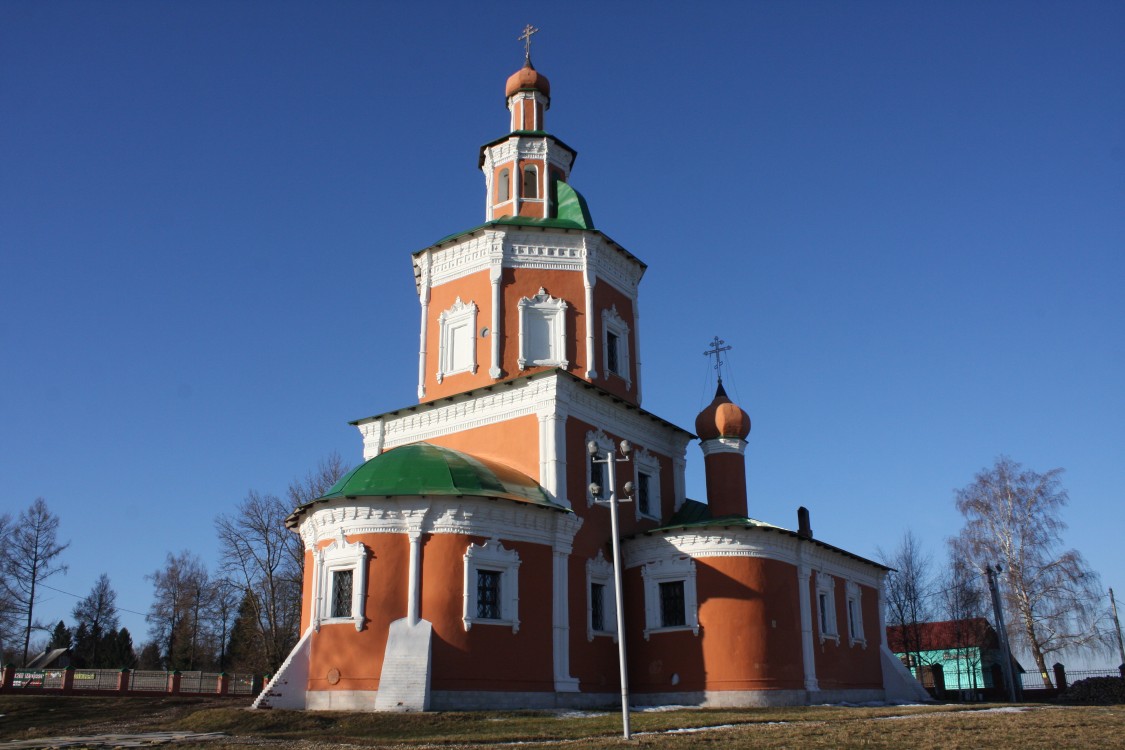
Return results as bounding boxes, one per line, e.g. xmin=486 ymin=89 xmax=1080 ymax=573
xmin=2 ymin=1 xmax=1122 ymax=660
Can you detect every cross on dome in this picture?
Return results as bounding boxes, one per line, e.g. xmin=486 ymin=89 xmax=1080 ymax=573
xmin=703 ymin=336 xmax=732 ymax=382
xmin=518 ymin=24 xmax=539 ymax=63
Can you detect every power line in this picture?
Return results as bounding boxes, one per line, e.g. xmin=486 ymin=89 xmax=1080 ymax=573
xmin=36 ymin=582 xmax=149 ymax=619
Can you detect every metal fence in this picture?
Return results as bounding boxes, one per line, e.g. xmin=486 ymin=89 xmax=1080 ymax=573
xmin=1020 ymin=666 xmax=1122 ymax=690
xmin=4 ymin=667 xmax=262 ymax=697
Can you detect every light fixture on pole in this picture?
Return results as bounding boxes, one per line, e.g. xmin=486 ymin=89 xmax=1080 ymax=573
xmin=589 ymin=438 xmax=633 ymax=740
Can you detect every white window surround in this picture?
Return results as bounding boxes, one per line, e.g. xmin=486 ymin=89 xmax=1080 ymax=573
xmin=585 ymin=429 xmax=615 ymax=508
xmin=586 ymin=551 xmax=617 ymax=641
xmin=463 ymin=539 xmax=521 ymax=633
xmin=846 ymin=580 xmax=866 ymax=648
xmin=313 ymin=528 xmax=368 ymax=632
xmin=518 ymin=288 xmax=568 ymax=371
xmin=632 ymin=447 xmax=662 ymax=521
xmin=601 ymin=305 xmax=631 ymax=387
xmin=816 ymin=571 xmax=839 ymax=644
xmin=641 ymin=557 xmax=699 ymax=640
xmin=436 ymin=297 xmax=478 ymax=383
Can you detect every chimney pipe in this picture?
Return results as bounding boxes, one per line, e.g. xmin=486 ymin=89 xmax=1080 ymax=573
xmin=797 ymin=506 xmax=812 ymax=539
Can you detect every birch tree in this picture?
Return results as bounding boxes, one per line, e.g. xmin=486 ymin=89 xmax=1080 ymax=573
xmin=880 ymin=530 xmax=935 ymax=678
xmin=1 ymin=499 xmax=69 ymax=664
xmin=954 ymin=456 xmax=1110 ymax=687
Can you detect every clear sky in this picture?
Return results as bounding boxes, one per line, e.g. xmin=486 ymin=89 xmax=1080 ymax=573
xmin=3 ymin=1 xmax=1122 ymax=661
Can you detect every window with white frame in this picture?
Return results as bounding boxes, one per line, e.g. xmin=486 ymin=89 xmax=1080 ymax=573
xmin=586 ymin=551 xmax=617 ymax=641
xmin=846 ymin=580 xmax=866 ymax=647
xmin=314 ymin=528 xmax=369 ymax=632
xmin=601 ymin=305 xmax=631 ymax=386
xmin=518 ymin=288 xmax=567 ymax=370
xmin=632 ymin=447 xmax=661 ymax=521
xmin=497 ymin=167 xmax=510 ymax=203
xmin=585 ymin=429 xmax=614 ymax=507
xmin=522 ymin=164 xmax=539 ymax=199
xmin=641 ymin=557 xmax=699 ymax=639
xmin=436 ymin=297 xmax=478 ymax=383
xmin=463 ymin=539 xmax=521 ymax=632
xmin=816 ymin=571 xmax=838 ymax=643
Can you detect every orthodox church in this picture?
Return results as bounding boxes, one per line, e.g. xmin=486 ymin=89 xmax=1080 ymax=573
xmin=256 ymin=37 xmax=927 ymax=711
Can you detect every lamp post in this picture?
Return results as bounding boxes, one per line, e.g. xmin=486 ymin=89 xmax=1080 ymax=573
xmin=589 ymin=438 xmax=633 ymax=740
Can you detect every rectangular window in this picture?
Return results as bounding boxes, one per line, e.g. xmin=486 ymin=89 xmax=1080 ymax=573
xmin=331 ymin=570 xmax=353 ymax=618
xmin=590 ymin=455 xmax=605 ymax=493
xmin=848 ymin=600 xmax=858 ymax=639
xmin=637 ymin=472 xmax=651 ymax=516
xmin=659 ymin=581 xmax=686 ymax=628
xmin=476 ymin=569 xmax=502 ymax=620
xmin=819 ymin=592 xmax=828 ymax=634
xmin=606 ymin=331 xmax=619 ymax=374
xmin=591 ymin=583 xmax=605 ymax=632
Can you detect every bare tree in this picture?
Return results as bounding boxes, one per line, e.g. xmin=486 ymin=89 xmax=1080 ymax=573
xmin=879 ymin=530 xmax=935 ymax=679
xmin=940 ymin=541 xmax=989 ymax=691
xmin=145 ymin=550 xmax=208 ymax=670
xmin=0 ymin=512 xmax=17 ymax=658
xmin=954 ymin=456 xmax=1110 ymax=687
xmin=1 ymin=499 xmax=70 ymax=664
xmin=214 ymin=454 xmax=348 ymax=673
xmin=72 ymin=573 xmax=120 ymax=666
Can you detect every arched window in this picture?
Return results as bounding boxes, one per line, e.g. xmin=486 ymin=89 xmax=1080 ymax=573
xmin=522 ymin=165 xmax=538 ymax=199
xmin=497 ymin=168 xmax=510 ymax=203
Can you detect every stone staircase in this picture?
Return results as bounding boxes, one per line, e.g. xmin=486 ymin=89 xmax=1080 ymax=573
xmin=252 ymin=627 xmax=313 ymax=710
xmin=373 ymin=618 xmax=433 ymax=711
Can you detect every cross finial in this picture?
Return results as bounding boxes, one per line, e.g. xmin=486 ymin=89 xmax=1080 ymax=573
xmin=703 ymin=336 xmax=732 ymax=382
xmin=518 ymin=24 xmax=539 ymax=63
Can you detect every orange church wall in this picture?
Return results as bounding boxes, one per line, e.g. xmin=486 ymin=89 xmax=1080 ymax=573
xmin=424 ymin=415 xmax=541 ymax=481
xmin=812 ymin=581 xmax=883 ymax=690
xmin=423 ymin=268 xmax=494 ymax=402
xmin=703 ymin=452 xmax=749 ymax=518
xmin=421 ymin=532 xmax=556 ymax=692
xmin=625 ymin=557 xmax=806 ymax=694
xmin=306 ymin=532 xmax=410 ymax=694
xmin=500 ymin=267 xmax=587 ymax=379
xmin=590 ymin=284 xmax=637 ymax=404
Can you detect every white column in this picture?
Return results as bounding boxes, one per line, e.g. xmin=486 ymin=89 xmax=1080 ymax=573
xmin=417 ymin=253 xmax=431 ymax=400
xmin=407 ymin=532 xmax=422 ymax=626
xmin=489 ymin=263 xmax=502 ymax=378
xmin=538 ymin=409 xmax=569 ymax=508
xmin=552 ymin=547 xmax=579 ymax=692
xmin=583 ymin=261 xmax=597 ymax=379
xmin=797 ymin=558 xmax=819 ymax=692
xmin=633 ymin=296 xmax=642 ymax=403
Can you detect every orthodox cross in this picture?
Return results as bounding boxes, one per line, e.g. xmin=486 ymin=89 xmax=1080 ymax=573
xmin=703 ymin=336 xmax=732 ymax=382
xmin=519 ymin=24 xmax=539 ymax=62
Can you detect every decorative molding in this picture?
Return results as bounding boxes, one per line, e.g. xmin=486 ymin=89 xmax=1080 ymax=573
xmin=517 ymin=288 xmax=568 ymax=370
xmin=463 ymin=539 xmax=521 ymax=633
xmin=816 ymin=571 xmax=839 ymax=644
xmin=312 ymin=528 xmax=369 ymax=633
xmin=845 ymin=579 xmax=867 ymax=648
xmin=640 ymin=556 xmax=699 ymax=640
xmin=585 ymin=428 xmax=615 ymax=508
xmin=436 ymin=297 xmax=478 ymax=383
xmin=632 ymin=447 xmax=661 ymax=521
xmin=585 ymin=550 xmax=617 ymax=642
xmin=601 ymin=304 xmax=631 ymax=388
xmin=699 ymin=437 xmax=747 ymax=456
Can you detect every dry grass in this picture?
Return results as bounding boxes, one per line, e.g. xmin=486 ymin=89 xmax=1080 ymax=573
xmin=1 ymin=695 xmax=1123 ymax=749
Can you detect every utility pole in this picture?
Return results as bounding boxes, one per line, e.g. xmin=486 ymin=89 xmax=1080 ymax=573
xmin=986 ymin=564 xmax=1018 ymax=702
xmin=590 ymin=439 xmax=634 ymax=740
xmin=1110 ymin=587 xmax=1125 ymax=667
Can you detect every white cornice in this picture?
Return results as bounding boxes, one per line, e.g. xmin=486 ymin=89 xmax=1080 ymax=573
xmin=300 ymin=495 xmax=582 ymax=552
xmin=623 ymin=527 xmax=884 ymax=588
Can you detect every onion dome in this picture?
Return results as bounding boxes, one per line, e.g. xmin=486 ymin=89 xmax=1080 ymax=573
xmin=695 ymin=381 xmax=751 ymax=441
xmin=505 ymin=60 xmax=551 ymax=99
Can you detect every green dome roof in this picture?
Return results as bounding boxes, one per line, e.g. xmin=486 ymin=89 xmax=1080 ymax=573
xmin=310 ymin=442 xmax=563 ymax=510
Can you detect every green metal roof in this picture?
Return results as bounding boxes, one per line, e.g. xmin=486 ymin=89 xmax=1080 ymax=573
xmin=555 ymin=181 xmax=594 ymax=228
xmin=287 ymin=443 xmax=566 ymax=526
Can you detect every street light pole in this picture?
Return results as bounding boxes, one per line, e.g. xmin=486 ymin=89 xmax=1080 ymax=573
xmin=590 ymin=439 xmax=633 ymax=740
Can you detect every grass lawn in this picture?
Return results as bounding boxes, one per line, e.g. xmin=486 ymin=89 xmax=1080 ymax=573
xmin=0 ymin=695 xmax=1123 ymax=749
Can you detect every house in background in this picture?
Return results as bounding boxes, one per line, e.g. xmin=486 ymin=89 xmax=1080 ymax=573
xmin=887 ymin=618 xmax=1024 ymax=695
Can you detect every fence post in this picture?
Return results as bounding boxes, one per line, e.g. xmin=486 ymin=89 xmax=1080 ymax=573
xmin=1119 ymin=663 xmax=1124 ymax=680
xmin=1053 ymin=663 xmax=1067 ymax=692
xmin=118 ymin=668 xmax=130 ymax=694
xmin=1 ymin=664 xmax=15 ymax=690
xmin=168 ymin=670 xmax=182 ymax=695
xmin=61 ymin=666 xmax=76 ymax=693
xmin=217 ymin=673 xmax=230 ymax=695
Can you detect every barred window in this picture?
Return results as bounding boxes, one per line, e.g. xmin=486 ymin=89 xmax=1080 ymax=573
xmin=660 ymin=581 xmax=686 ymax=628
xmin=637 ymin=472 xmax=652 ymax=516
xmin=477 ymin=569 xmax=502 ymax=620
xmin=591 ymin=583 xmax=605 ymax=632
xmin=331 ymin=570 xmax=353 ymax=619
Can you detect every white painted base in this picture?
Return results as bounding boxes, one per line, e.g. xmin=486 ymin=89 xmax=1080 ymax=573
xmin=374 ymin=618 xmax=433 ymax=712
xmin=306 ymin=690 xmax=376 ymax=710
xmin=252 ymin=628 xmax=312 ymax=710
